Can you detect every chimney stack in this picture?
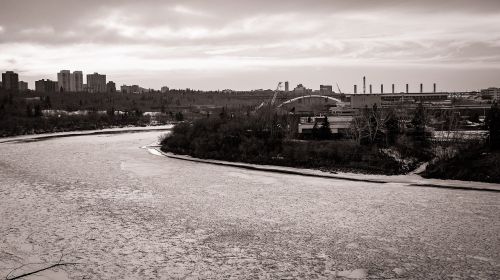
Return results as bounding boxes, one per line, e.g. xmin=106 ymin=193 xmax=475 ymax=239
xmin=381 ymin=84 xmax=384 ymax=94
xmin=363 ymin=76 xmax=366 ymax=94
xmin=369 ymin=84 xmax=372 ymax=94
xmin=420 ymin=83 xmax=423 ymax=93
xmin=406 ymin=84 xmax=409 ymax=94
xmin=354 ymin=85 xmax=357 ymax=94
xmin=392 ymin=84 xmax=395 ymax=94
xmin=433 ymin=83 xmax=436 ymax=93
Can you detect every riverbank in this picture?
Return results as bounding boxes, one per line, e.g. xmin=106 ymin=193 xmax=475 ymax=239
xmin=154 ymin=150 xmax=500 ymax=192
xmin=0 ymin=125 xmax=173 ymax=143
xmin=422 ymin=146 xmax=500 ymax=183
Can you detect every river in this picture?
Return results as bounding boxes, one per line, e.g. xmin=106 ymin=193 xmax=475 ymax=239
xmin=0 ymin=130 xmax=499 ymax=279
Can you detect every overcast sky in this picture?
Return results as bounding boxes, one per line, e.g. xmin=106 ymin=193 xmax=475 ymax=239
xmin=1 ymin=0 xmax=499 ymax=91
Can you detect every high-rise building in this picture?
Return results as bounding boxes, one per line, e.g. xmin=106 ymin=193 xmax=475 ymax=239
xmin=284 ymin=81 xmax=289 ymax=92
xmin=18 ymin=81 xmax=28 ymax=92
xmin=107 ymin=81 xmax=116 ymax=93
xmin=70 ymin=71 xmax=83 ymax=92
xmin=57 ymin=70 xmax=71 ymax=92
xmin=35 ymin=79 xmax=58 ymax=93
xmin=1 ymin=71 xmax=19 ymax=91
xmin=86 ymin=72 xmax=106 ymax=93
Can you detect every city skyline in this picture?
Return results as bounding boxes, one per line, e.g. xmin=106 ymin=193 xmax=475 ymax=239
xmin=1 ymin=0 xmax=500 ymax=91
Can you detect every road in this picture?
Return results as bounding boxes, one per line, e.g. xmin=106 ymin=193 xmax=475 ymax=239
xmin=0 ymin=130 xmax=499 ymax=279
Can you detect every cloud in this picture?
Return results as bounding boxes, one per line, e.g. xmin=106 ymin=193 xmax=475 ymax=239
xmin=1 ymin=0 xmax=500 ymax=90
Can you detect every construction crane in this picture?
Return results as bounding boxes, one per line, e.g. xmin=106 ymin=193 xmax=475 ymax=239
xmin=254 ymin=82 xmax=283 ymax=111
xmin=336 ymin=83 xmax=343 ymax=95
xmin=270 ymin=82 xmax=283 ymax=105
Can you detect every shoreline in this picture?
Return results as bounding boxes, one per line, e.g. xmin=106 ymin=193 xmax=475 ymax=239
xmin=0 ymin=125 xmax=174 ymax=143
xmin=2 ymin=127 xmax=498 ymax=192
xmin=155 ymin=149 xmax=500 ymax=193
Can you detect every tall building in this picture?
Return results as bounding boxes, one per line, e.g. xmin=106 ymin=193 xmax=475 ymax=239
xmin=35 ymin=79 xmax=58 ymax=93
xmin=1 ymin=71 xmax=19 ymax=91
xmin=284 ymin=81 xmax=289 ymax=92
xmin=107 ymin=81 xmax=116 ymax=93
xmin=18 ymin=81 xmax=28 ymax=92
xmin=70 ymin=71 xmax=83 ymax=92
xmin=86 ymin=72 xmax=106 ymax=93
xmin=57 ymin=70 xmax=71 ymax=92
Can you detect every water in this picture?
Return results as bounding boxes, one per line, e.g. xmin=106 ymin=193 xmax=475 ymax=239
xmin=0 ymin=130 xmax=499 ymax=279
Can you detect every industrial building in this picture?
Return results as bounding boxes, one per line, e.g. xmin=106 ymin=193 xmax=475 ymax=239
xmin=320 ymin=85 xmax=333 ymax=95
xmin=298 ymin=115 xmax=353 ymax=135
xmin=350 ymin=94 xmax=381 ymax=109
xmin=481 ymin=87 xmax=500 ymax=100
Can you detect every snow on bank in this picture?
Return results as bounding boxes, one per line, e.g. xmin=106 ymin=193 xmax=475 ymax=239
xmin=0 ymin=125 xmax=173 ymax=144
xmin=157 ymin=150 xmax=500 ymax=192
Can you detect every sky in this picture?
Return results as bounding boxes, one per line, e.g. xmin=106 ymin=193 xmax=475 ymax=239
xmin=0 ymin=0 xmax=499 ymax=91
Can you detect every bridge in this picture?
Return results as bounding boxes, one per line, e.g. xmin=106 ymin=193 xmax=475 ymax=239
xmin=277 ymin=95 xmax=345 ymax=108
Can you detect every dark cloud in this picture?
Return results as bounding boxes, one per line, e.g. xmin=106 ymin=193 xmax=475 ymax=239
xmin=2 ymin=0 xmax=500 ymax=45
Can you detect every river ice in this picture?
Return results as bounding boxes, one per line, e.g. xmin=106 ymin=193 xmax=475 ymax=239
xmin=0 ymin=130 xmax=499 ymax=279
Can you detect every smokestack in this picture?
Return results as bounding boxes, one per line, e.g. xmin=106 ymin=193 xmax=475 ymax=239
xmin=406 ymin=84 xmax=409 ymax=94
xmin=369 ymin=84 xmax=372 ymax=94
xmin=381 ymin=84 xmax=384 ymax=94
xmin=420 ymin=83 xmax=423 ymax=93
xmin=354 ymin=85 xmax=357 ymax=94
xmin=363 ymin=76 xmax=366 ymax=94
xmin=392 ymin=84 xmax=395 ymax=94
xmin=433 ymin=83 xmax=436 ymax=93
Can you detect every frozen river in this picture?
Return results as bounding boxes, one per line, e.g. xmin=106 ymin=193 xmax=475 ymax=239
xmin=0 ymin=130 xmax=499 ymax=279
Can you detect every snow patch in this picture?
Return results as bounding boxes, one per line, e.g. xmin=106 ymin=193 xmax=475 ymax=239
xmin=337 ymin=268 xmax=368 ymax=279
xmin=147 ymin=148 xmax=164 ymax=157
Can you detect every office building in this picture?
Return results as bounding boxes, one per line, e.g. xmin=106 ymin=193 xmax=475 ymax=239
xmin=57 ymin=70 xmax=71 ymax=92
xmin=35 ymin=79 xmax=58 ymax=93
xmin=18 ymin=81 xmax=28 ymax=92
xmin=86 ymin=72 xmax=106 ymax=93
xmin=1 ymin=71 xmax=19 ymax=91
xmin=70 ymin=71 xmax=83 ymax=92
